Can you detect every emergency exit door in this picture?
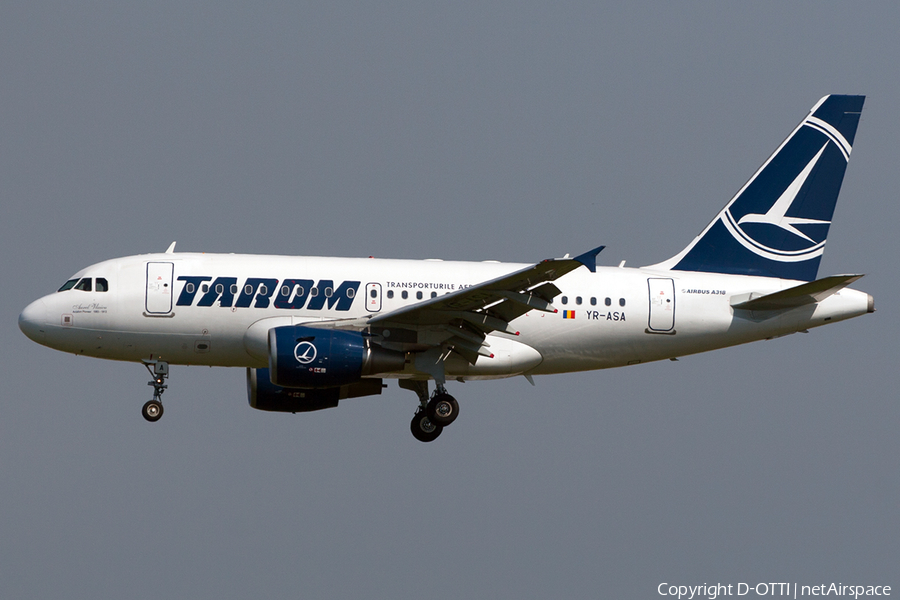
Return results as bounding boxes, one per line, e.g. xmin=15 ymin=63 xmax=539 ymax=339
xmin=365 ymin=283 xmax=382 ymax=312
xmin=647 ymin=278 xmax=675 ymax=332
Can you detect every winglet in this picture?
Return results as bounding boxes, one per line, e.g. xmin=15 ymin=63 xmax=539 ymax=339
xmin=165 ymin=241 xmax=177 ymax=254
xmin=572 ymin=246 xmax=605 ymax=273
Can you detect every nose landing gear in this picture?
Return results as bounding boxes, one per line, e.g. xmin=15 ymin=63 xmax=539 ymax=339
xmin=141 ymin=360 xmax=168 ymax=422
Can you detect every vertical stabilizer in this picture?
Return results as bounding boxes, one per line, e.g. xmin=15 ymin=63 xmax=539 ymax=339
xmin=650 ymin=95 xmax=865 ymax=281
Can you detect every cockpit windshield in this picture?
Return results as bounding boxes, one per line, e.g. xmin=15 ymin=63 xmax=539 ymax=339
xmin=58 ymin=279 xmax=79 ymax=292
xmin=57 ymin=277 xmax=108 ymax=292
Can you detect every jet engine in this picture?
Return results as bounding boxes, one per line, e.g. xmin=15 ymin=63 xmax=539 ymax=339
xmin=247 ymin=368 xmax=385 ymax=413
xmin=268 ymin=325 xmax=406 ymax=388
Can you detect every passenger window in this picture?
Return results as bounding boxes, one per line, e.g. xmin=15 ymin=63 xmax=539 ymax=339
xmin=215 ymin=284 xmax=224 ymax=295
xmin=186 ymin=283 xmax=195 ymax=294
xmin=370 ymin=289 xmax=377 ymax=298
xmin=561 ymin=296 xmax=568 ymax=305
xmin=310 ymin=288 xmax=319 ymax=297
xmin=245 ymin=284 xmax=253 ymax=295
xmin=230 ymin=284 xmax=238 ymax=294
xmin=75 ymin=278 xmax=92 ymax=292
xmin=346 ymin=288 xmax=354 ymax=298
xmin=259 ymin=285 xmax=268 ymax=296
xmin=58 ymin=279 xmax=79 ymax=292
xmin=590 ymin=297 xmax=597 ymax=306
xmin=619 ymin=298 xmax=626 ymax=307
xmin=576 ymin=296 xmax=582 ymax=305
xmin=387 ymin=290 xmax=394 ymax=299
xmin=605 ymin=297 xmax=611 ymax=306
xmin=416 ymin=291 xmax=423 ymax=300
xmin=96 ymin=278 xmax=109 ymax=292
xmin=281 ymin=285 xmax=290 ymax=296
xmin=431 ymin=292 xmax=437 ymax=298
xmin=402 ymin=291 xmax=408 ymax=300
xmin=202 ymin=284 xmax=209 ymax=293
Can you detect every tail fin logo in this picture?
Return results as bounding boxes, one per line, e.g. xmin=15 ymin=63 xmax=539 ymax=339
xmin=723 ymin=141 xmax=837 ymax=262
xmin=658 ymin=95 xmax=864 ymax=281
xmin=735 ymin=144 xmax=829 ymax=244
xmin=720 ymin=114 xmax=854 ymax=264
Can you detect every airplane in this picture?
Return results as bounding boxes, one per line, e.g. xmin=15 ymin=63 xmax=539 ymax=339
xmin=18 ymin=95 xmax=873 ymax=442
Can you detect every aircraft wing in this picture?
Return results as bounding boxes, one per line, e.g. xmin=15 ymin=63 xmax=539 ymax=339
xmin=372 ymin=246 xmax=602 ymax=325
xmin=365 ymin=246 xmax=603 ymax=362
xmin=299 ymin=246 xmax=603 ymax=363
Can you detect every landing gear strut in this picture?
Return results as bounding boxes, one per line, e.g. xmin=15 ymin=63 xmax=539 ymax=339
xmin=141 ymin=360 xmax=168 ymax=422
xmin=400 ymin=380 xmax=459 ymax=443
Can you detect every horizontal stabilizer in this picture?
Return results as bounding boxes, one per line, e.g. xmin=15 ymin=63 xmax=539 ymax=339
xmin=730 ymin=274 xmax=863 ymax=311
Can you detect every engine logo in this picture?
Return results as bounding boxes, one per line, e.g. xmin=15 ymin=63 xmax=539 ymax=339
xmin=293 ymin=341 xmax=317 ymax=364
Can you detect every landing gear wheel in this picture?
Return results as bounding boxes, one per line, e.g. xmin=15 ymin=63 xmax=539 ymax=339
xmin=426 ymin=393 xmax=459 ymax=427
xmin=410 ymin=410 xmax=443 ymax=442
xmin=141 ymin=360 xmax=169 ymax=422
xmin=142 ymin=399 xmax=164 ymax=422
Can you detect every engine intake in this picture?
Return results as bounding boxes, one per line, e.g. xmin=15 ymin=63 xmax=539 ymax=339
xmin=268 ymin=325 xmax=406 ymax=388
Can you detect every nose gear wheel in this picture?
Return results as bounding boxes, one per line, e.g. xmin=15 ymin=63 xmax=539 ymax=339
xmin=141 ymin=360 xmax=169 ymax=422
xmin=142 ymin=399 xmax=164 ymax=422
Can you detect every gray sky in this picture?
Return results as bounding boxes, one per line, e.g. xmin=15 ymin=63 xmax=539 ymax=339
xmin=2 ymin=3 xmax=898 ymax=598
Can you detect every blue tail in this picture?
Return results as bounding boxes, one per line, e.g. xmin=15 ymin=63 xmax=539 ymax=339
xmin=655 ymin=95 xmax=865 ymax=281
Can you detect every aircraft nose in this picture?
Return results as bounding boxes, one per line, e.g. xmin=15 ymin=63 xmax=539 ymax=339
xmin=19 ymin=298 xmax=48 ymax=342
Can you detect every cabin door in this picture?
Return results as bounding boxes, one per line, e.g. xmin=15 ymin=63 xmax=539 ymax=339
xmin=647 ymin=278 xmax=675 ymax=332
xmin=146 ymin=262 xmax=174 ymax=315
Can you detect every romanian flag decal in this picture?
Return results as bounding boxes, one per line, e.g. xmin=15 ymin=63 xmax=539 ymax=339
xmin=563 ymin=310 xmax=576 ymax=319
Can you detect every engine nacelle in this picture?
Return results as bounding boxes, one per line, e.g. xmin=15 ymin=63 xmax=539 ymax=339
xmin=247 ymin=368 xmax=384 ymax=413
xmin=268 ymin=325 xmax=406 ymax=388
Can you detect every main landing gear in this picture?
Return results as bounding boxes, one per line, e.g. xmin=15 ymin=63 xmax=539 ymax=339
xmin=401 ymin=380 xmax=460 ymax=443
xmin=141 ymin=359 xmax=169 ymax=422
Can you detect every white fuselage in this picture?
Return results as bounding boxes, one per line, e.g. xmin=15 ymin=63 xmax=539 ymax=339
xmin=19 ymin=252 xmax=872 ymax=381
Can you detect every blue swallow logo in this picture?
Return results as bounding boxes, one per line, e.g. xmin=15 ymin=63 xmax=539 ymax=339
xmin=294 ymin=341 xmax=317 ymax=364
